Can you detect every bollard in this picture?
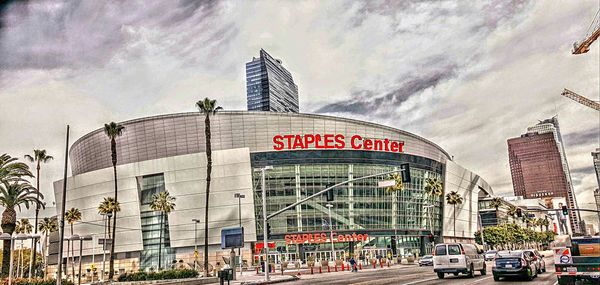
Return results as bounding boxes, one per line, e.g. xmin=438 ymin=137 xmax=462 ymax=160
xmin=387 ymin=261 xmax=390 ymax=268
xmin=256 ymin=267 xmax=259 ymax=274
xmin=327 ymin=265 xmax=331 ymax=273
xmin=319 ymin=267 xmax=322 ymax=274
xmin=380 ymin=261 xmax=383 ymax=268
xmin=334 ymin=265 xmax=338 ymax=272
xmin=310 ymin=266 xmax=313 ymax=274
xmin=342 ymin=263 xmax=345 ymax=271
xmin=359 ymin=263 xmax=362 ymax=270
xmin=373 ymin=262 xmax=376 ymax=269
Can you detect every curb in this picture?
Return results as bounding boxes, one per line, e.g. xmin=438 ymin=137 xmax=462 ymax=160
xmin=240 ymin=275 xmax=299 ymax=285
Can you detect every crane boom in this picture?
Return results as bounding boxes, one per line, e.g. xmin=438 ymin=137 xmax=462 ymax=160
xmin=561 ymin=88 xmax=600 ymax=111
xmin=572 ymin=9 xmax=600 ymax=54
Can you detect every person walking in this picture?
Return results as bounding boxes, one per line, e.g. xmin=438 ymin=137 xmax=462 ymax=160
xmin=349 ymin=256 xmax=357 ymax=272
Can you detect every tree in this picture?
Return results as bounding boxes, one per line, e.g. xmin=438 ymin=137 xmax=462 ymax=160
xmin=196 ymin=98 xmax=222 ymax=276
xmin=0 ymin=180 xmax=42 ymax=276
xmin=0 ymin=154 xmax=33 ymax=183
xmin=385 ymin=173 xmax=404 ymax=193
xmin=507 ymin=206 xmax=517 ymax=224
xmin=38 ymin=217 xmax=58 ymax=279
xmin=65 ymin=207 xmax=81 ymax=279
xmin=445 ymin=191 xmax=463 ymax=237
xmin=98 ymin=197 xmax=121 ymax=237
xmin=104 ymin=122 xmax=125 ymax=280
xmin=149 ymin=191 xmax=176 ymax=270
xmin=15 ymin=219 xmax=33 ymax=277
xmin=424 ymin=177 xmax=443 ymax=197
xmin=24 ymin=149 xmax=53 ymax=277
xmin=541 ymin=217 xmax=550 ymax=232
xmin=489 ymin=197 xmax=503 ymax=211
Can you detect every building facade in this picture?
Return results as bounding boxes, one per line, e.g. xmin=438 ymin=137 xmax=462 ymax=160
xmin=52 ymin=111 xmax=491 ymax=277
xmin=246 ymin=49 xmax=299 ymax=112
xmin=507 ymin=117 xmax=581 ymax=233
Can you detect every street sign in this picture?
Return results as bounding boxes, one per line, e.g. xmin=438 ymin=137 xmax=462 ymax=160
xmin=378 ymin=180 xmax=395 ymax=187
xmin=554 ymin=247 xmax=572 ymax=265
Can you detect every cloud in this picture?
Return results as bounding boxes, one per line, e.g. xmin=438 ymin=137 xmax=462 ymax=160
xmin=1 ymin=0 xmax=599 ymax=228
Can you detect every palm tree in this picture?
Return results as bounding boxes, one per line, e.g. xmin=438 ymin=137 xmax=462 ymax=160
xmin=490 ymin=197 xmax=503 ymax=212
xmin=15 ymin=219 xmax=33 ymax=277
xmin=24 ymin=149 xmax=53 ymax=277
xmin=445 ymin=191 xmax=463 ymax=237
xmin=38 ymin=217 xmax=58 ymax=279
xmin=98 ymin=197 xmax=121 ymax=237
xmin=104 ymin=122 xmax=125 ymax=280
xmin=196 ymin=98 xmax=222 ymax=275
xmin=385 ymin=173 xmax=404 ymax=193
xmin=424 ymin=177 xmax=443 ymax=197
xmin=507 ymin=206 xmax=517 ymax=224
xmin=149 ymin=191 xmax=176 ymax=270
xmin=0 ymin=180 xmax=42 ymax=276
xmin=0 ymin=154 xmax=33 ymax=183
xmin=65 ymin=207 xmax=82 ymax=279
xmin=541 ymin=217 xmax=550 ymax=232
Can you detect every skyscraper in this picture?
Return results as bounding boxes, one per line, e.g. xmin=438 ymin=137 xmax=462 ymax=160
xmin=507 ymin=117 xmax=582 ymax=233
xmin=246 ymin=49 xmax=299 ymax=112
xmin=594 ymin=188 xmax=600 ymax=228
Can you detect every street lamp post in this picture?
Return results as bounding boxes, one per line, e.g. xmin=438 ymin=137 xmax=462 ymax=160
xmin=69 ymin=235 xmax=92 ymax=285
xmin=326 ymin=203 xmax=335 ymax=261
xmin=192 ymin=219 xmax=200 ymax=272
xmin=233 ymin=193 xmax=245 ymax=276
xmin=256 ymin=166 xmax=273 ymax=282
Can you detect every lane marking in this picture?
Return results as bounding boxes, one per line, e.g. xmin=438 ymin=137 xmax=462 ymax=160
xmin=400 ymin=277 xmax=439 ymax=285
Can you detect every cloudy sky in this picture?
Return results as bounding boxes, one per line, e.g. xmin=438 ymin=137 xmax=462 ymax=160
xmin=1 ymin=0 xmax=599 ymax=223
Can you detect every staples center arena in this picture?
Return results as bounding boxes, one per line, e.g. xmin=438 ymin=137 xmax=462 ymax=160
xmin=52 ymin=111 xmax=492 ymax=274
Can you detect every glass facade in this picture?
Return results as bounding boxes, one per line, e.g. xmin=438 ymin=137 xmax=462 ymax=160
xmin=246 ymin=49 xmax=299 ymax=112
xmin=137 ymin=174 xmax=175 ymax=270
xmin=251 ymin=150 xmax=444 ymax=258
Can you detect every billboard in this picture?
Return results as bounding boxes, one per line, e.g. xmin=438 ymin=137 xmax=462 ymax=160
xmin=221 ymin=227 xmax=244 ymax=249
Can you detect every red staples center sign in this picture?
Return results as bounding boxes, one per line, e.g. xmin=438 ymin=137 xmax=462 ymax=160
xmin=273 ymin=134 xmax=404 ymax=153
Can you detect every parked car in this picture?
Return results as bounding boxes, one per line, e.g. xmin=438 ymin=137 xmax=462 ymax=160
xmin=418 ymin=255 xmax=433 ymax=266
xmin=524 ymin=249 xmax=546 ymax=274
xmin=485 ymin=250 xmax=498 ymax=261
xmin=433 ymin=243 xmax=486 ymax=279
xmin=492 ymin=250 xmax=537 ymax=281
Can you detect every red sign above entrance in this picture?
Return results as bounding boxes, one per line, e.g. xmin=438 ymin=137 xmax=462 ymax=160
xmin=284 ymin=232 xmax=369 ymax=245
xmin=273 ymin=134 xmax=404 ymax=153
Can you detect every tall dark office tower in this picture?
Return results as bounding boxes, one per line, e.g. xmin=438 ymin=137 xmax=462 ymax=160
xmin=246 ymin=49 xmax=299 ymax=112
xmin=507 ymin=117 xmax=582 ymax=233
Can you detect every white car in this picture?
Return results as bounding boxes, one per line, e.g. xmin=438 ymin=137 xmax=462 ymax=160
xmin=485 ymin=250 xmax=498 ymax=261
xmin=433 ymin=243 xmax=487 ymax=279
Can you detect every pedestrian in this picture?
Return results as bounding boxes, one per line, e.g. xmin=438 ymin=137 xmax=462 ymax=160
xmin=349 ymin=256 xmax=357 ymax=272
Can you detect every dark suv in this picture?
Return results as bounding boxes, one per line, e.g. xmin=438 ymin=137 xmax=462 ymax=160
xmin=492 ymin=250 xmax=537 ymax=281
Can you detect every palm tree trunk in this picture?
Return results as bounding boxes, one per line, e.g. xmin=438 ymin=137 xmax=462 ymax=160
xmin=453 ymin=205 xmax=456 ymax=238
xmin=66 ymin=240 xmax=70 ymax=280
xmin=71 ymin=224 xmax=75 ymax=281
xmin=30 ymin=163 xmax=41 ymax=278
xmin=43 ymin=235 xmax=48 ymax=279
xmin=158 ymin=213 xmax=163 ymax=270
xmin=203 ymin=114 xmax=212 ymax=276
xmin=1 ymin=209 xmax=16 ymax=277
xmin=109 ymin=147 xmax=118 ymax=280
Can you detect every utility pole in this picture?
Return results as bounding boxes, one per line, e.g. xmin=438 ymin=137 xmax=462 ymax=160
xmin=259 ymin=166 xmax=273 ymax=282
xmin=234 ymin=193 xmax=245 ymax=276
xmin=57 ymin=125 xmax=69 ymax=285
xmin=326 ymin=204 xmax=335 ymax=261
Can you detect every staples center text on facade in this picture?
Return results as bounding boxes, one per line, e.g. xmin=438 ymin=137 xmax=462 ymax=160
xmin=272 ymin=134 xmax=405 ymax=152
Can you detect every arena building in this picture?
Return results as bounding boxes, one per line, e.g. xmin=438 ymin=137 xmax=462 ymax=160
xmin=51 ymin=111 xmax=492 ymax=276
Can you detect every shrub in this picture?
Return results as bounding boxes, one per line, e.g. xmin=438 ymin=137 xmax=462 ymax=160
xmin=118 ymin=269 xmax=198 ymax=282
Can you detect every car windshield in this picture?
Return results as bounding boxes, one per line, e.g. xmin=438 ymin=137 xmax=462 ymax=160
xmin=422 ymin=255 xmax=432 ymax=259
xmin=435 ymin=245 xmax=447 ymax=256
xmin=486 ymin=250 xmax=497 ymax=254
xmin=496 ymin=251 xmax=522 ymax=258
xmin=448 ymin=245 xmax=461 ymax=255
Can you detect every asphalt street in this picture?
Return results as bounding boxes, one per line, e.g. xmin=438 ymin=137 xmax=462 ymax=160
xmin=279 ymin=257 xmax=557 ymax=285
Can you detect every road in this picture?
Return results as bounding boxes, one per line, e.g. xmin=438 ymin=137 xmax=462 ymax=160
xmin=279 ymin=258 xmax=557 ymax=285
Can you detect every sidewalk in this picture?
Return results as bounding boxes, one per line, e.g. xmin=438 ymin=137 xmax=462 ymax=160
xmin=208 ymin=273 xmax=298 ymax=285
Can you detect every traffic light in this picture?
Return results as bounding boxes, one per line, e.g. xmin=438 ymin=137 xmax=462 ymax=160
xmin=400 ymin=163 xmax=411 ymax=183
xmin=516 ymin=208 xmax=522 ymax=217
xmin=562 ymin=205 xmax=568 ymax=216
xmin=326 ymin=183 xmax=334 ymax=202
xmin=267 ymin=223 xmax=272 ymax=239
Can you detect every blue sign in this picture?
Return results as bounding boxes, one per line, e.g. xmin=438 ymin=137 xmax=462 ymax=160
xmin=221 ymin=227 xmax=244 ymax=249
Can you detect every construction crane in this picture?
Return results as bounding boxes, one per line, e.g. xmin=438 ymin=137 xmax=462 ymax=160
xmin=572 ymin=8 xmax=600 ymax=54
xmin=561 ymin=88 xmax=600 ymax=111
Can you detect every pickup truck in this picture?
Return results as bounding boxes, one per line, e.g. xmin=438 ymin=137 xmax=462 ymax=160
xmin=554 ymin=235 xmax=600 ymax=285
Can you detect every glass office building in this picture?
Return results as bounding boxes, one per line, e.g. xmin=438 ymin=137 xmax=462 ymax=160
xmin=246 ymin=49 xmax=299 ymax=112
xmin=53 ymin=111 xmax=491 ymax=275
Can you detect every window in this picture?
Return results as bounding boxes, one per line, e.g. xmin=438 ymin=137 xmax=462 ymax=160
xmin=448 ymin=245 xmax=461 ymax=255
xmin=435 ymin=245 xmax=447 ymax=256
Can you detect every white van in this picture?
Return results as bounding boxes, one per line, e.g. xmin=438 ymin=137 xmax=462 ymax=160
xmin=433 ymin=243 xmax=486 ymax=279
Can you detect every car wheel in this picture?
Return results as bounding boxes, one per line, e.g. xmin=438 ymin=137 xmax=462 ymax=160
xmin=453 ymin=272 xmax=459 ymax=276
xmin=468 ymin=264 xmax=475 ymax=278
xmin=480 ymin=264 xmax=487 ymax=276
xmin=493 ymin=274 xmax=500 ymax=281
xmin=437 ymin=272 xmax=444 ymax=279
xmin=526 ymin=267 xmax=534 ymax=281
xmin=542 ymin=266 xmax=546 ymax=273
